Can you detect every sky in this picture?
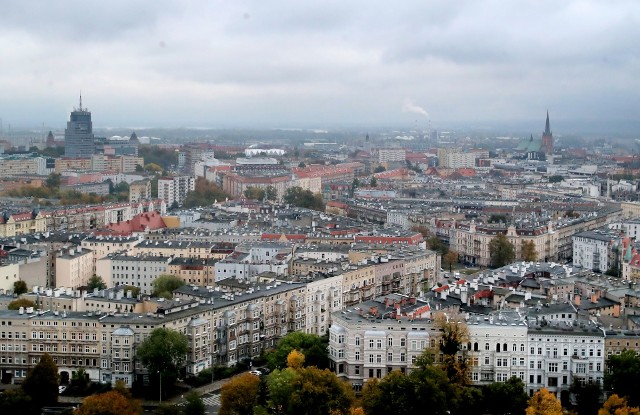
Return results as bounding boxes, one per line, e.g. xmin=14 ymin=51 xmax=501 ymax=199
xmin=1 ymin=0 xmax=639 ymax=131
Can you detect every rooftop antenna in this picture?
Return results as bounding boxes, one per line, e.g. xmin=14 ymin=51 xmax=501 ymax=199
xmin=79 ymin=92 xmax=83 ymax=111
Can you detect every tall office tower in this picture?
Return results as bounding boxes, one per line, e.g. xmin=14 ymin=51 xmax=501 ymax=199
xmin=541 ymin=110 xmax=554 ymax=155
xmin=64 ymin=94 xmax=95 ymax=158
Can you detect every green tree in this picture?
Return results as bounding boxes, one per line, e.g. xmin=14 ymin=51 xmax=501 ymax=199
xmin=283 ymin=186 xmax=324 ymax=211
xmin=298 ymin=161 xmax=306 ymax=168
xmin=0 ymin=388 xmax=32 ymax=414
xmin=265 ymin=185 xmax=278 ymax=201
xmin=137 ymin=328 xmax=189 ymax=399
xmin=219 ymin=373 xmax=261 ymax=415
xmin=145 ymin=163 xmax=164 ymax=173
xmin=8 ymin=298 xmax=36 ymax=310
xmin=152 ymin=274 xmax=186 ymax=299
xmin=183 ymin=391 xmax=206 ymax=415
xmin=484 ymin=376 xmax=529 ymax=415
xmin=45 ymin=172 xmax=62 ymax=189
xmin=605 ymin=349 xmax=640 ymax=407
xmin=571 ymin=378 xmax=602 ymax=415
xmin=443 ymin=250 xmax=458 ymax=272
xmin=370 ymin=176 xmax=378 ymax=187
xmin=22 ymin=353 xmax=59 ymax=409
xmin=374 ymin=165 xmax=386 ymax=173
xmin=183 ymin=177 xmax=231 ymax=208
xmin=549 ymin=175 xmax=564 ymax=183
xmin=87 ymin=275 xmax=106 ymax=291
xmin=488 ymin=214 xmax=507 ymax=224
xmin=243 ymin=187 xmax=266 ymax=200
xmin=522 ymin=240 xmax=537 ymax=262
xmin=427 ymin=236 xmax=448 ymax=256
xmin=432 ymin=312 xmax=470 ymax=385
xmin=13 ymin=280 xmax=28 ymax=295
xmin=489 ymin=233 xmax=515 ymax=268
xmin=267 ymin=352 xmax=354 ymax=415
xmin=266 ymin=332 xmax=329 ymax=370
xmin=72 ymin=368 xmax=90 ymax=391
xmin=350 ymin=178 xmax=361 ymax=197
xmin=526 ymin=388 xmax=562 ymax=415
xmin=361 ymin=371 xmax=417 ymax=415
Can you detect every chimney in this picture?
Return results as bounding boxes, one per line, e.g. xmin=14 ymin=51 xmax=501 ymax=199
xmin=574 ymin=294 xmax=581 ymax=306
xmin=385 ymin=297 xmax=390 ymax=309
xmin=590 ymin=293 xmax=598 ymax=304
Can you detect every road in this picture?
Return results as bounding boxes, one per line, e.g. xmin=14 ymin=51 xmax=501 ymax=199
xmin=176 ymin=391 xmax=221 ymax=415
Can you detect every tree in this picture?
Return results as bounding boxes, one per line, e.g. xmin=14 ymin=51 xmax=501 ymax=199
xmin=137 ymin=328 xmax=189 ymax=398
xmin=443 ymin=250 xmax=458 ymax=272
xmin=13 ymin=280 xmax=28 ymax=295
xmin=571 ymin=378 xmax=602 ymax=415
xmin=219 ymin=373 xmax=261 ymax=415
xmin=87 ymin=275 xmax=106 ymax=291
xmin=145 ymin=163 xmax=163 ymax=173
xmin=374 ymin=165 xmax=386 ymax=173
xmin=522 ymin=240 xmax=537 ymax=262
xmin=283 ymin=186 xmax=324 ymax=211
xmin=427 ymin=236 xmax=448 ymax=256
xmin=265 ymin=350 xmax=355 ymax=415
xmin=361 ymin=371 xmax=418 ymax=415
xmin=526 ymin=388 xmax=562 ymax=415
xmin=135 ymin=164 xmax=145 ymax=172
xmin=549 ymin=175 xmax=564 ymax=183
xmin=484 ymin=376 xmax=529 ymax=415
xmin=370 ymin=176 xmax=378 ymax=187
xmin=599 ymin=394 xmax=640 ymax=415
xmin=183 ymin=391 xmax=206 ymax=415
xmin=243 ymin=187 xmax=265 ymax=200
xmin=433 ymin=312 xmax=470 ymax=385
xmin=489 ymin=233 xmax=515 ymax=268
xmin=71 ymin=368 xmax=90 ymax=391
xmin=8 ymin=298 xmax=36 ymax=310
xmin=266 ymin=332 xmax=329 ymax=370
xmin=183 ymin=177 xmax=231 ymax=208
xmin=22 ymin=353 xmax=59 ymax=409
xmin=0 ymin=388 xmax=32 ymax=414
xmin=488 ymin=214 xmax=507 ymax=224
xmin=298 ymin=161 xmax=306 ymax=168
xmin=605 ymin=349 xmax=640 ymax=407
xmin=265 ymin=186 xmax=278 ymax=201
xmin=74 ymin=390 xmax=142 ymax=415
xmin=152 ymin=274 xmax=186 ymax=299
xmin=45 ymin=172 xmax=61 ymax=189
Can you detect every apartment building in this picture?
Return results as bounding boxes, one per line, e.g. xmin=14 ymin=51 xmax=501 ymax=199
xmin=158 ymin=176 xmax=195 ymax=207
xmin=304 ymin=274 xmax=343 ymax=335
xmin=572 ymin=229 xmax=622 ymax=272
xmin=55 ymin=247 xmax=95 ymax=288
xmin=129 ymin=180 xmax=152 ymax=202
xmin=95 ymin=254 xmax=171 ymax=294
xmin=168 ymin=257 xmax=217 ymax=286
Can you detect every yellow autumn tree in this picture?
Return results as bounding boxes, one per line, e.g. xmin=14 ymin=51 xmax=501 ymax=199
xmin=526 ymin=388 xmax=563 ymax=415
xmin=599 ymin=394 xmax=640 ymax=415
xmin=287 ymin=349 xmax=305 ymax=369
xmin=219 ymin=372 xmax=261 ymax=415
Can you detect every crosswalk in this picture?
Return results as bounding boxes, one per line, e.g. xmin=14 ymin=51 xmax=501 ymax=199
xmin=177 ymin=393 xmax=221 ymax=407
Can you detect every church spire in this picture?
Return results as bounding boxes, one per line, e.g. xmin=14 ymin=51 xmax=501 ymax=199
xmin=544 ymin=110 xmax=551 ymax=136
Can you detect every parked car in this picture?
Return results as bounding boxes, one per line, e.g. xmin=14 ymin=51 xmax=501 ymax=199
xmin=249 ymin=370 xmax=262 ymax=376
xmin=58 ymin=385 xmax=68 ymax=394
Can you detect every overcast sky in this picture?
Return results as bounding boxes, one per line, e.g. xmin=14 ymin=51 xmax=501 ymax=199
xmin=1 ymin=0 xmax=639 ymax=130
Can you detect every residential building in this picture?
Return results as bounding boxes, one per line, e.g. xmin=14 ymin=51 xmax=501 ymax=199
xmin=158 ymin=176 xmax=195 ymax=207
xmin=129 ymin=180 xmax=151 ymax=202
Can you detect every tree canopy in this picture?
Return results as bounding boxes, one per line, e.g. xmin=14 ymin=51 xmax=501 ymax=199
xmin=87 ymin=275 xmax=106 ymax=291
xmin=74 ymin=389 xmax=142 ymax=415
xmin=283 ymin=186 xmax=324 ymax=211
xmin=22 ymin=353 xmax=59 ymax=409
xmin=137 ymin=328 xmax=189 ymax=397
xmin=183 ymin=391 xmax=206 ymax=415
xmin=152 ymin=274 xmax=186 ymax=299
xmin=521 ymin=240 xmax=537 ymax=262
xmin=443 ymin=250 xmax=458 ymax=272
xmin=605 ymin=349 xmax=640 ymax=407
xmin=8 ymin=298 xmax=36 ymax=310
xmin=599 ymin=394 xmax=640 ymax=415
xmin=243 ymin=186 xmax=265 ymax=200
xmin=483 ymin=376 xmax=529 ymax=415
xmin=266 ymin=332 xmax=329 ymax=370
xmin=183 ymin=177 xmax=231 ymax=208
xmin=219 ymin=373 xmax=261 ymax=415
xmin=13 ymin=280 xmax=28 ymax=295
xmin=526 ymin=388 xmax=562 ymax=415
xmin=489 ymin=233 xmax=515 ymax=268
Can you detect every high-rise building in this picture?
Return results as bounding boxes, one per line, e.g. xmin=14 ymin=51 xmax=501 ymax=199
xmin=541 ymin=110 xmax=554 ymax=155
xmin=64 ymin=95 xmax=95 ymax=158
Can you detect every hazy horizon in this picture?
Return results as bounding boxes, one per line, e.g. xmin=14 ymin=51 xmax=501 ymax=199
xmin=1 ymin=1 xmax=639 ymax=134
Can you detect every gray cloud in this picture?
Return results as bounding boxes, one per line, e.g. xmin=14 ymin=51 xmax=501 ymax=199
xmin=0 ymin=0 xmax=639 ymax=129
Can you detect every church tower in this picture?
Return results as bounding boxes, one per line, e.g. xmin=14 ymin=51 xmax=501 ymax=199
xmin=541 ymin=110 xmax=553 ymax=155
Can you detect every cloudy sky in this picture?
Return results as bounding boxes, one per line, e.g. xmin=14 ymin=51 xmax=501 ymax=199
xmin=1 ymin=0 xmax=639 ymax=130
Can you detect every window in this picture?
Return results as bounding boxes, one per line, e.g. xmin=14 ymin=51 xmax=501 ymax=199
xmin=548 ymin=363 xmax=558 ymax=372
xmin=369 ymin=339 xmax=374 ymax=348
xmin=388 ymin=337 xmax=393 ymax=347
xmin=400 ymin=338 xmax=406 ymax=347
xmin=355 ymin=336 xmax=360 ymax=346
xmin=369 ymin=355 xmax=374 ymax=363
xmin=355 ymin=351 xmax=360 ymax=361
xmin=376 ymin=340 xmax=382 ymax=349
xmin=387 ymin=352 xmax=393 ymax=362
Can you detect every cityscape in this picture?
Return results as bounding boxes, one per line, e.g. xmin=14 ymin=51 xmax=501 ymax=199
xmin=1 ymin=2 xmax=640 ymax=415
